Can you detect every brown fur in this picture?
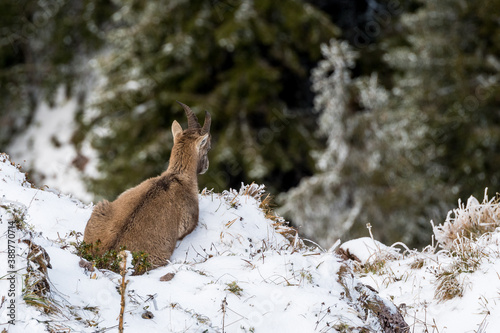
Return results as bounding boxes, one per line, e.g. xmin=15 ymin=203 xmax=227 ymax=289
xmin=83 ymin=104 xmax=211 ymax=268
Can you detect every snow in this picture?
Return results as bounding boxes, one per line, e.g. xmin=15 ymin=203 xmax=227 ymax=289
xmin=6 ymin=86 xmax=97 ymax=203
xmin=0 ymin=154 xmax=402 ymax=332
xmin=3 ymin=153 xmax=499 ymax=332
xmin=341 ymin=232 xmax=500 ymax=332
xmin=340 ymin=237 xmax=401 ymax=264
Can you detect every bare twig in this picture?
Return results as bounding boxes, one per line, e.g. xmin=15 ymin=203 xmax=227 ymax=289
xmin=221 ymin=297 xmax=228 ymax=333
xmin=118 ymin=251 xmax=129 ymax=333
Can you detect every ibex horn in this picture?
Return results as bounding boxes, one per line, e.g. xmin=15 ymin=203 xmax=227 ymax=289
xmin=176 ymin=101 xmax=200 ymax=129
xmin=202 ymin=111 xmax=211 ymax=134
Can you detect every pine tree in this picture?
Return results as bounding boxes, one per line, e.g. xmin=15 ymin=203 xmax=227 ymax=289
xmin=283 ymin=0 xmax=500 ymax=248
xmin=82 ymin=0 xmax=338 ymax=199
xmin=0 ymin=0 xmax=114 ymax=148
xmin=389 ymin=0 xmax=500 ymax=201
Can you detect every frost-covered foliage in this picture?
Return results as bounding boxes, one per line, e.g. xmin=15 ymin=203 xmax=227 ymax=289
xmin=433 ymin=190 xmax=500 ymax=250
xmin=282 ymin=40 xmax=364 ymax=245
xmin=340 ymin=195 xmax=500 ymax=331
xmin=80 ymin=0 xmax=338 ymax=199
xmin=432 ymin=194 xmax=500 ymax=304
xmin=282 ymin=39 xmax=438 ymax=247
xmin=312 ymin=40 xmax=356 ymax=173
xmin=0 ymin=0 xmax=114 ymax=149
xmin=0 ymin=154 xmax=407 ymax=332
xmin=284 ymin=0 xmax=500 ymax=248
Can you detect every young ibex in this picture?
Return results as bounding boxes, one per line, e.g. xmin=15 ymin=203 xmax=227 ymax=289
xmin=83 ymin=102 xmax=211 ymax=268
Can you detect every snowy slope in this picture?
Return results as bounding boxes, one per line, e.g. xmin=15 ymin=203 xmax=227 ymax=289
xmin=0 ymin=154 xmax=405 ymax=332
xmin=341 ymin=215 xmax=500 ymax=332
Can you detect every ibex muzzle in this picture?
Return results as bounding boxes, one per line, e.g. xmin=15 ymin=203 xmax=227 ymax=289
xmin=83 ymin=102 xmax=212 ymax=269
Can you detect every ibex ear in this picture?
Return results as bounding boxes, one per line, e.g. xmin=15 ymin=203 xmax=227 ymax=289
xmin=197 ymin=133 xmax=209 ymax=149
xmin=172 ymin=120 xmax=183 ymax=141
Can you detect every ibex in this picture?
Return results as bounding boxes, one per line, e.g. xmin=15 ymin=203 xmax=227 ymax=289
xmin=83 ymin=102 xmax=211 ymax=268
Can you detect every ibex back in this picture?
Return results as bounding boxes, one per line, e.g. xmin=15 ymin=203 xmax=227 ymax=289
xmin=83 ymin=102 xmax=211 ymax=268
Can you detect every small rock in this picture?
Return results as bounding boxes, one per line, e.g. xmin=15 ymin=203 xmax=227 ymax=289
xmin=79 ymin=259 xmax=95 ymax=272
xmin=160 ymin=272 xmax=175 ymax=281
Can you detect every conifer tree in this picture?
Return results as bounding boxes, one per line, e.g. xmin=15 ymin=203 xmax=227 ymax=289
xmin=283 ymin=0 xmax=500 ymax=248
xmin=0 ymin=0 xmax=114 ymax=148
xmin=83 ymin=0 xmax=338 ymax=199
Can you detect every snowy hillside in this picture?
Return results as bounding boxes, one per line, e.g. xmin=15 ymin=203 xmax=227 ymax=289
xmin=3 ymin=152 xmax=500 ymax=333
xmin=0 ymin=154 xmax=406 ymax=332
xmin=340 ymin=196 xmax=500 ymax=332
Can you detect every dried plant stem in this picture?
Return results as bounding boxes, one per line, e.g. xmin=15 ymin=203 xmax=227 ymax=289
xmin=221 ymin=297 xmax=227 ymax=333
xmin=366 ymin=223 xmax=374 ymax=240
xmin=118 ymin=251 xmax=129 ymax=333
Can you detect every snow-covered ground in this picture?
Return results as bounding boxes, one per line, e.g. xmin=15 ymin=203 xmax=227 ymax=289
xmin=2 ymin=152 xmax=500 ymax=332
xmin=355 ymin=241 xmax=500 ymax=333
xmin=0 ymin=154 xmax=405 ymax=332
xmin=341 ymin=207 xmax=500 ymax=333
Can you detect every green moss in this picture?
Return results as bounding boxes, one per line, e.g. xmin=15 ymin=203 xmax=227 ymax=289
xmin=225 ymin=281 xmax=243 ymax=296
xmin=131 ymin=250 xmax=152 ymax=275
xmin=75 ymin=240 xmax=151 ymax=275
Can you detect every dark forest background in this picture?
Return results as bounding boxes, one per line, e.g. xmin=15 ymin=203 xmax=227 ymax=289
xmin=1 ymin=0 xmax=499 ymax=248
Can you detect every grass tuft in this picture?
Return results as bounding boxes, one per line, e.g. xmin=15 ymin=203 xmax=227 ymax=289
xmin=434 ymin=190 xmax=500 ymax=250
xmin=434 ymin=270 xmax=464 ymax=301
xmin=74 ymin=240 xmax=151 ymax=275
xmin=225 ymin=281 xmax=243 ymax=296
xmin=431 ymin=193 xmax=499 ymax=302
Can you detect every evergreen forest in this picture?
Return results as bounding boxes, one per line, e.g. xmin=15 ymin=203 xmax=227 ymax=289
xmin=1 ymin=0 xmax=499 ymax=248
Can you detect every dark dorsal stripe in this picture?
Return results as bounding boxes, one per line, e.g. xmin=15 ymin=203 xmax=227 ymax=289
xmin=110 ymin=174 xmax=181 ymax=249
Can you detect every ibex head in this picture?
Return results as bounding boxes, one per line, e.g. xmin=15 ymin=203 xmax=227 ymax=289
xmin=172 ymin=102 xmax=211 ymax=174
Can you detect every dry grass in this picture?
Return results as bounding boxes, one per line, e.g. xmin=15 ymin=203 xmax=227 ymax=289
xmin=431 ymin=191 xmax=500 ymax=302
xmin=433 ymin=232 xmax=492 ymax=303
xmin=434 ymin=270 xmax=464 ymax=301
xmin=216 ymin=183 xmax=302 ymax=248
xmin=433 ymin=190 xmax=500 ymax=251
